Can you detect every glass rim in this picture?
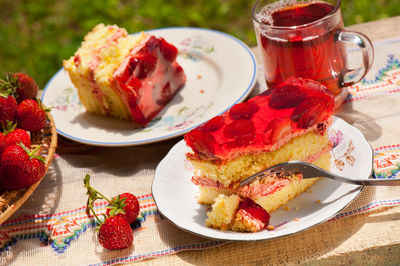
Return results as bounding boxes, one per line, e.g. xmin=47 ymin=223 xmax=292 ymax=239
xmin=251 ymin=0 xmax=341 ymax=30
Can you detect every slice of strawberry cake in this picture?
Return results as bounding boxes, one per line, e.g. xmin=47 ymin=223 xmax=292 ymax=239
xmin=63 ymin=24 xmax=186 ymax=126
xmin=184 ymin=77 xmax=334 ymax=232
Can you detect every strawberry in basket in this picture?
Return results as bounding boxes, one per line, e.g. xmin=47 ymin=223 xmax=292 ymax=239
xmin=17 ymin=99 xmax=49 ymax=132
xmin=0 ymin=143 xmax=45 ymax=190
xmin=0 ymin=90 xmax=18 ymax=128
xmin=0 ymin=73 xmax=38 ymax=103
xmin=0 ymin=72 xmax=50 ymax=191
xmin=0 ymin=121 xmax=31 ymax=156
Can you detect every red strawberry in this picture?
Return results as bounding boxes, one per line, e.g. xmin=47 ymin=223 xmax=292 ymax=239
xmin=98 ymin=216 xmax=133 ymax=250
xmin=223 ymin=119 xmax=256 ymax=148
xmin=265 ymin=117 xmax=292 ymax=145
xmin=106 ymin=193 xmax=140 ymax=224
xmin=157 ymin=83 xmax=172 ymax=106
xmin=115 ymin=56 xmax=137 ymax=84
xmin=269 ymin=77 xmax=334 ymax=110
xmin=291 ymin=97 xmax=333 ymax=129
xmin=0 ymin=133 xmax=5 ymax=156
xmin=133 ymin=53 xmax=157 ymax=79
xmin=296 ymin=77 xmax=334 ymax=102
xmin=0 ymin=93 xmax=18 ymax=128
xmin=13 ymin=73 xmax=38 ymax=103
xmin=238 ymin=198 xmax=270 ymax=226
xmin=17 ymin=99 xmax=48 ymax=132
xmin=0 ymin=143 xmax=45 ymax=190
xmin=0 ymin=73 xmax=38 ymax=103
xmin=5 ymin=128 xmax=31 ymax=148
xmin=0 ymin=121 xmax=31 ymax=156
xmin=223 ymin=119 xmax=255 ymax=141
xmin=229 ymin=102 xmax=259 ymax=120
xmin=198 ymin=115 xmax=225 ymax=132
xmin=269 ymin=80 xmax=307 ymax=109
xmin=84 ymin=175 xmax=136 ymax=249
xmin=184 ymin=130 xmax=217 ymax=158
xmin=159 ymin=37 xmax=178 ymax=62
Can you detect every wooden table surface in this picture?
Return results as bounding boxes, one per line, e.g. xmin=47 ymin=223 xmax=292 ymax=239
xmin=134 ymin=16 xmax=400 ymax=265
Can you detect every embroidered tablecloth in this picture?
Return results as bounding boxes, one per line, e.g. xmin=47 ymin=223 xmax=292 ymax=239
xmin=1 ymin=30 xmax=400 ymax=266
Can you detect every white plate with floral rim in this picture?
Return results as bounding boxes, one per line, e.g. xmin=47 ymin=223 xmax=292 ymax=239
xmin=41 ymin=27 xmax=257 ymax=146
xmin=152 ymin=117 xmax=373 ymax=241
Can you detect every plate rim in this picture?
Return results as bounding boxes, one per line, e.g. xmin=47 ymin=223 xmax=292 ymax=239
xmin=41 ymin=27 xmax=257 ymax=147
xmin=152 ymin=116 xmax=370 ymax=241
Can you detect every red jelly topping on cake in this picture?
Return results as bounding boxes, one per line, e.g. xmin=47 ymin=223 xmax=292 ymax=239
xmin=184 ymin=77 xmax=334 ymax=161
xmin=114 ymin=36 xmax=186 ymax=126
xmin=229 ymin=102 xmax=260 ymax=119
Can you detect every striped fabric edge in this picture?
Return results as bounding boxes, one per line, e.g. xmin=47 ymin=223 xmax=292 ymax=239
xmin=89 ymin=241 xmax=226 ymax=266
xmin=328 ymin=199 xmax=400 ymax=222
xmin=95 ymin=199 xmax=400 ymax=266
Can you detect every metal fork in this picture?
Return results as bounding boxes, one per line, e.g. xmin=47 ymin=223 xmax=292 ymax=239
xmin=239 ymin=161 xmax=400 ymax=187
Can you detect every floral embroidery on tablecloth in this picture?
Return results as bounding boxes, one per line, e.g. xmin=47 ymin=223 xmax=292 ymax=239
xmin=373 ymin=145 xmax=400 ymax=179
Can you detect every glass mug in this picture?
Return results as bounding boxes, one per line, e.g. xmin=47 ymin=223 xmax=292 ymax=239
xmin=252 ymin=0 xmax=374 ymax=107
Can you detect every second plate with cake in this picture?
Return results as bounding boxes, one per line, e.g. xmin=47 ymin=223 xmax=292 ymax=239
xmin=41 ymin=27 xmax=257 ymax=146
xmin=152 ymin=117 xmax=373 ymax=241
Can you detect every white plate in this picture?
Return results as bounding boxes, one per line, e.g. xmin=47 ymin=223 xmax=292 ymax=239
xmin=152 ymin=117 xmax=373 ymax=241
xmin=41 ymin=27 xmax=257 ymax=146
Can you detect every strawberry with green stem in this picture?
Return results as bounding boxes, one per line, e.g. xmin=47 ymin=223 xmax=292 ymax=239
xmin=0 ymin=121 xmax=31 ymax=156
xmin=0 ymin=143 xmax=45 ymax=190
xmin=84 ymin=174 xmax=140 ymax=224
xmin=0 ymin=73 xmax=38 ymax=103
xmin=84 ymin=174 xmax=134 ymax=250
xmin=17 ymin=99 xmax=50 ymax=132
xmin=0 ymin=89 xmax=18 ymax=128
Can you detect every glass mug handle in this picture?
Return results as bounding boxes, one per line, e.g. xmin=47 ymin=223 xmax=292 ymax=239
xmin=336 ymin=30 xmax=374 ymax=87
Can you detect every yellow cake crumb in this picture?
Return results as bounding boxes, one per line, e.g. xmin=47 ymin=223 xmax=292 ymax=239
xmin=205 ymin=194 xmax=240 ymax=230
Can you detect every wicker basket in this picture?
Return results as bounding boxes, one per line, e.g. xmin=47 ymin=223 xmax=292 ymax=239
xmin=0 ymin=110 xmax=57 ymax=225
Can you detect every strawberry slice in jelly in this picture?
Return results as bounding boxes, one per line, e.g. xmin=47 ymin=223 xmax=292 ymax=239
xmin=238 ymin=198 xmax=270 ymax=227
xmin=224 ymin=119 xmax=255 ymax=141
xmin=223 ymin=119 xmax=256 ymax=148
xmin=269 ymin=83 xmax=306 ymax=109
xmin=269 ymin=77 xmax=334 ymax=110
xmin=184 ymin=130 xmax=217 ymax=159
xmin=199 ymin=115 xmax=225 ymax=132
xmin=265 ymin=117 xmax=292 ymax=145
xmin=160 ymin=37 xmax=178 ymax=62
xmin=291 ymin=97 xmax=333 ymax=129
xmin=115 ymin=56 xmax=137 ymax=84
xmin=298 ymin=78 xmax=335 ymax=101
xmin=133 ymin=53 xmax=157 ymax=79
xmin=229 ymin=102 xmax=259 ymax=120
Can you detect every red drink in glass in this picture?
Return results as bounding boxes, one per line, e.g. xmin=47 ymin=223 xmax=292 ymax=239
xmin=252 ymin=0 xmax=374 ymax=106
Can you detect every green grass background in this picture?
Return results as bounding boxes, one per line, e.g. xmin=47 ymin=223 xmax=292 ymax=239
xmin=1 ymin=0 xmax=399 ymax=89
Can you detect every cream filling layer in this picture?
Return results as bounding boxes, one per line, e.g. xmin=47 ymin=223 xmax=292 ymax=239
xmin=192 ymin=147 xmax=331 ymax=199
